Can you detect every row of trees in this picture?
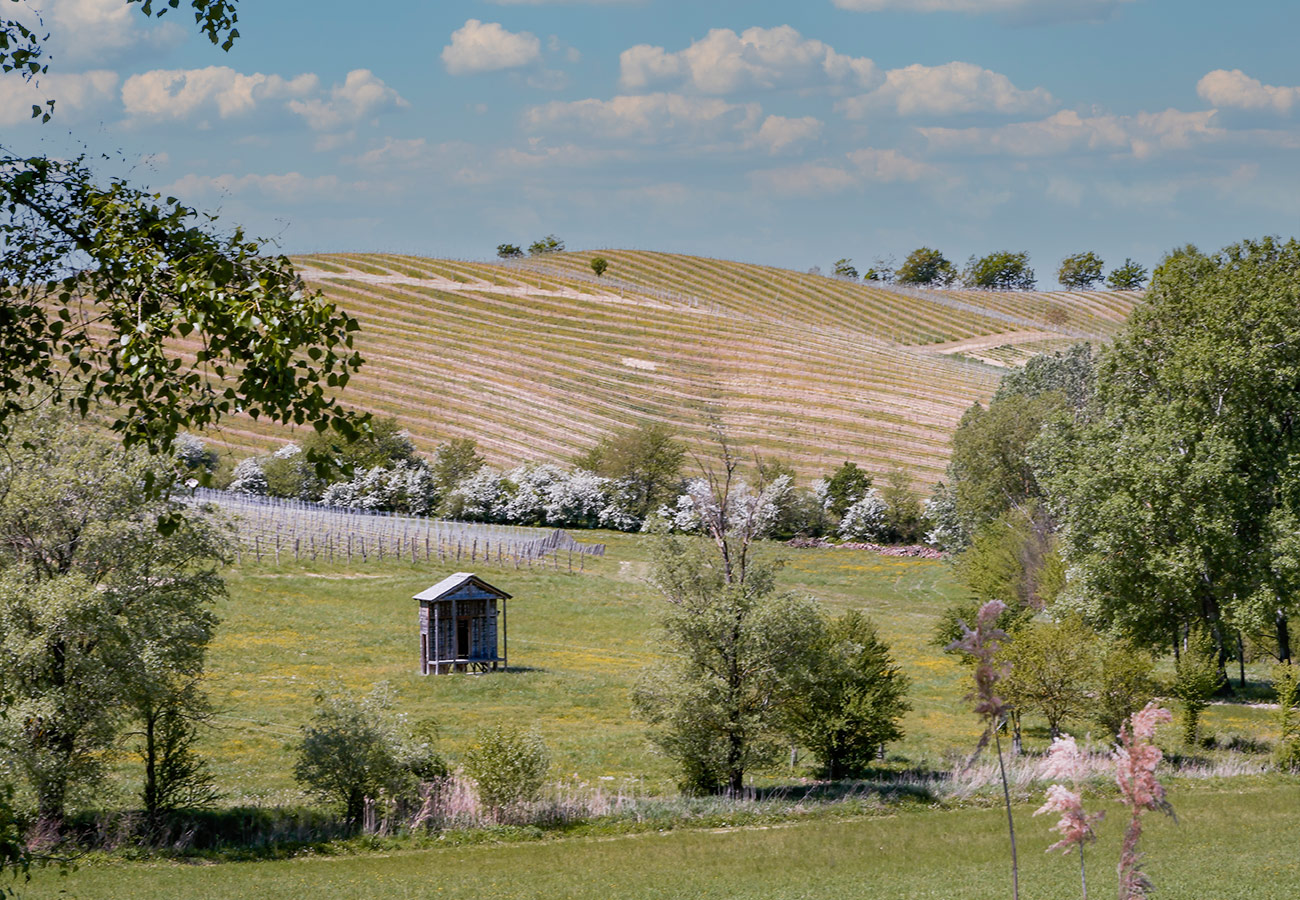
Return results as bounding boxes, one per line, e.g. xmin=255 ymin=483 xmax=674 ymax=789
xmin=217 ymin=422 xmax=928 ymax=543
xmin=931 ymin=238 xmax=1300 ymax=732
xmin=497 ymin=235 xmax=565 ymax=258
xmin=830 ymin=249 xmax=1148 ymax=290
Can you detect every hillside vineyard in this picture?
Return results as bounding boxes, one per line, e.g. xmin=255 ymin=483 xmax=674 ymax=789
xmin=207 ymin=251 xmax=1137 ymax=485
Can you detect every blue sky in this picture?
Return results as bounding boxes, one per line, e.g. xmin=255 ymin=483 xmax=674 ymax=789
xmin=6 ymin=0 xmax=1299 ymax=283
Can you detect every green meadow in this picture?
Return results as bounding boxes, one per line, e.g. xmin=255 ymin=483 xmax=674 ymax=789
xmin=29 ymin=781 xmax=1300 ymax=899
xmin=160 ymin=530 xmax=1275 ymax=804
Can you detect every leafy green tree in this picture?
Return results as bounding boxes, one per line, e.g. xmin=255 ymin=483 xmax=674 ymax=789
xmin=954 ymin=505 xmax=1064 ymax=613
xmin=590 ymin=256 xmax=608 ymax=277
xmin=879 ymin=468 xmax=924 ymax=543
xmin=999 ymin=618 xmax=1098 ymax=738
xmin=578 ymin=423 xmax=685 ymax=520
xmin=131 ymin=681 xmax=220 ymax=822
xmin=1106 ymin=258 xmax=1148 ymax=290
xmin=964 ymin=251 xmax=1036 ymax=290
xmin=1272 ymin=664 xmax=1300 ymax=771
xmin=1040 ymin=239 xmax=1300 ymax=663
xmin=864 ymin=256 xmax=895 ymax=283
xmin=1057 ymin=252 xmax=1105 ymax=290
xmin=896 ymin=247 xmax=956 ymax=286
xmin=497 ymin=243 xmax=523 ymax=259
xmin=293 ymin=683 xmax=442 ymax=830
xmin=783 ymin=611 xmax=909 ymax=778
xmin=0 ymin=412 xmax=224 ymax=830
xmin=1172 ymin=633 xmax=1222 ymax=745
xmin=832 ymin=258 xmax=859 ymax=279
xmin=822 ymin=461 xmax=872 ymax=519
xmin=528 ymin=234 xmax=565 ymax=255
xmin=431 ymin=438 xmax=485 ymax=500
xmin=1094 ymin=642 xmax=1158 ymax=739
xmin=463 ymin=725 xmax=550 ymax=813
xmin=633 ymin=437 xmax=820 ymax=793
xmin=1 ymin=2 xmax=365 ymax=461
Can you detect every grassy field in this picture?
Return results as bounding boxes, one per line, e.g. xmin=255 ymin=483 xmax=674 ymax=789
xmin=189 ymin=250 xmax=1141 ymax=486
xmin=128 ymin=530 xmax=1275 ymax=807
xmin=29 ymin=781 xmax=1300 ymax=898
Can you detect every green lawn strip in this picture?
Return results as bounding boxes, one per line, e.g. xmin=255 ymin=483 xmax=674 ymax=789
xmin=28 ymin=780 xmax=1299 ymax=899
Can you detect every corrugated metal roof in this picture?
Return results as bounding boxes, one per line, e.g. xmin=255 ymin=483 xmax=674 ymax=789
xmin=413 ymin=572 xmax=512 ymax=602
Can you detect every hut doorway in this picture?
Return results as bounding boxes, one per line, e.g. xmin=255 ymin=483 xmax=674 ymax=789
xmin=456 ymin=617 xmax=471 ymax=659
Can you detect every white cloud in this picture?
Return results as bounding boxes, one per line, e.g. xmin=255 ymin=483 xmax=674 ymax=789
xmin=20 ymin=0 xmax=183 ymax=65
xmin=751 ymin=115 xmax=823 ymax=153
xmin=749 ymin=147 xmax=934 ymax=196
xmin=0 ymin=69 xmax=117 ymax=125
xmin=620 ymin=26 xmax=880 ymax=94
xmin=351 ymin=137 xmax=433 ymax=168
xmin=920 ymin=108 xmax=1222 ymax=159
xmin=1198 ymin=69 xmax=1299 ymax=115
xmin=165 ymin=171 xmax=346 ymax=203
xmin=122 ymin=67 xmax=404 ymax=130
xmin=442 ymin=19 xmax=542 ymax=75
xmin=287 ymin=69 xmax=407 ymax=130
xmin=122 ymin=66 xmax=318 ymax=120
xmin=831 ymin=0 xmax=1135 ymax=21
xmin=749 ymin=163 xmax=859 ymax=197
xmin=846 ymin=147 xmax=936 ymax=181
xmin=837 ymin=61 xmax=1055 ymax=117
xmin=524 ymin=92 xmax=761 ymax=142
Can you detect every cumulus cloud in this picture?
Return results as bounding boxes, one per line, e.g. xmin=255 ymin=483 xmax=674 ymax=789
xmin=122 ymin=66 xmax=318 ymax=120
xmin=920 ymin=108 xmax=1222 ymax=159
xmin=1198 ymin=69 xmax=1299 ymax=115
xmin=837 ymin=61 xmax=1055 ymax=117
xmin=0 ymin=69 xmax=118 ymax=126
xmin=749 ymin=147 xmax=934 ymax=196
xmin=524 ymin=92 xmax=761 ymax=142
xmin=751 ymin=115 xmax=823 ymax=153
xmin=18 ymin=0 xmax=183 ymax=65
xmin=287 ymin=69 xmax=408 ymax=130
xmin=165 ymin=171 xmax=347 ymax=203
xmin=122 ymin=67 xmax=404 ymax=130
xmin=442 ymin=19 xmax=542 ymax=75
xmin=620 ymin=25 xmax=880 ymax=94
xmin=831 ymin=0 xmax=1135 ymax=22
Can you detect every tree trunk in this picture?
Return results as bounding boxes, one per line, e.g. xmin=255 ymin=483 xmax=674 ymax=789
xmin=143 ymin=702 xmax=159 ymax=820
xmin=1278 ymin=609 xmax=1292 ymax=665
xmin=1236 ymin=632 xmax=1246 ymax=690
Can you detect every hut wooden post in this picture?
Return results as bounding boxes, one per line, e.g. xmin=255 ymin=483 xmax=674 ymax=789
xmin=432 ymin=603 xmax=440 ymax=675
xmin=502 ymin=596 xmax=508 ymax=672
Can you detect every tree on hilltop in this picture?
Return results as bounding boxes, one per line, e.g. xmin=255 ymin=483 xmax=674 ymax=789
xmin=590 ymin=256 xmax=608 ymax=277
xmin=964 ymin=251 xmax=1036 ymax=290
xmin=1057 ymin=251 xmax=1105 ymax=290
xmin=1106 ymin=258 xmax=1148 ymax=290
xmin=833 ymin=258 xmax=859 ymax=279
xmin=896 ymin=248 xmax=956 ymax=286
xmin=528 ymin=234 xmax=565 ymax=255
xmin=497 ymin=243 xmax=524 ymax=259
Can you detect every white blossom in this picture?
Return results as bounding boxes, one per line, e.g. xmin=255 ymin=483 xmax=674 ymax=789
xmin=228 ymin=457 xmax=268 ymax=495
xmin=839 ymin=488 xmax=888 ymax=541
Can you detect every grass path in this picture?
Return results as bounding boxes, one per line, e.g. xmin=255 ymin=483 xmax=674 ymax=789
xmin=28 ymin=782 xmax=1299 ymax=899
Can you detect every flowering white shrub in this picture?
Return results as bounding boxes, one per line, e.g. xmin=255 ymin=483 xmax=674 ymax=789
xmin=310 ymin=460 xmax=438 ymax=515
xmin=228 ymin=457 xmax=268 ymax=495
xmin=661 ymin=474 xmax=791 ymax=539
xmin=448 ymin=468 xmax=509 ymax=522
xmin=838 ymin=488 xmax=888 ymax=541
xmin=174 ymin=432 xmax=217 ymax=472
xmin=502 ymin=464 xmax=566 ymax=525
xmin=598 ymin=477 xmax=643 ymax=532
xmin=273 ymin=442 xmax=302 ymax=459
xmin=544 ymin=469 xmax=609 ymax=528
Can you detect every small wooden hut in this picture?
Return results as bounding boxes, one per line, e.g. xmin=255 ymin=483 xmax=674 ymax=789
xmin=415 ymin=573 xmax=511 ymax=675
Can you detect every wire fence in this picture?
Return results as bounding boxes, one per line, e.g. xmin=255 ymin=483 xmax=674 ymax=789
xmin=186 ymin=488 xmax=606 ymax=569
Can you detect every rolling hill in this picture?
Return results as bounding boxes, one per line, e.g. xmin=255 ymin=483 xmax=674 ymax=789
xmin=199 ymin=250 xmax=1140 ymax=486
